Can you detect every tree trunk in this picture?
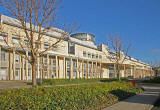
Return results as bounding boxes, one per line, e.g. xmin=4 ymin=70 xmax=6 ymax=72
xmin=116 ymin=64 xmax=121 ymax=81
xmin=32 ymin=60 xmax=37 ymax=87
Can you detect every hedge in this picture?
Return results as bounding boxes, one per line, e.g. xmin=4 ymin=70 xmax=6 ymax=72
xmin=37 ymin=77 xmax=129 ymax=85
xmin=0 ymin=81 xmax=143 ymax=110
xmin=143 ymin=77 xmax=160 ymax=83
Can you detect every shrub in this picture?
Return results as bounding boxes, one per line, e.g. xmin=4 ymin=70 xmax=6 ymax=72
xmin=143 ymin=77 xmax=160 ymax=83
xmin=38 ymin=78 xmax=129 ymax=85
xmin=0 ymin=81 xmax=143 ymax=110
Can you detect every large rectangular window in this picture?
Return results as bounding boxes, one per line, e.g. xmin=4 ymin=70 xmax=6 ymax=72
xmin=0 ymin=32 xmax=7 ymax=41
xmin=44 ymin=43 xmax=49 ymax=50
xmin=68 ymin=42 xmax=75 ymax=54
xmin=12 ymin=35 xmax=20 ymax=44
xmin=1 ymin=50 xmax=6 ymax=61
xmin=88 ymin=52 xmax=91 ymax=58
xmin=83 ymin=51 xmax=86 ymax=57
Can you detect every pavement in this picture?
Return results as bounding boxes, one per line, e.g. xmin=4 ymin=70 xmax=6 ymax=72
xmin=0 ymin=80 xmax=32 ymax=90
xmin=103 ymin=83 xmax=160 ymax=110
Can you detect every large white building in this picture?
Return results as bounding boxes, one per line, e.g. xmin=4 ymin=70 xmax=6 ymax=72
xmin=0 ymin=15 xmax=154 ymax=80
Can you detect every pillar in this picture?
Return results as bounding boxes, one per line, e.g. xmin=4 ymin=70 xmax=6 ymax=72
xmin=19 ymin=54 xmax=21 ymax=80
xmin=76 ymin=59 xmax=79 ymax=78
xmin=114 ymin=64 xmax=116 ymax=78
xmin=100 ymin=63 xmax=102 ymax=78
xmin=37 ymin=54 xmax=40 ymax=79
xmin=82 ymin=60 xmax=84 ymax=78
xmin=21 ymin=55 xmax=24 ymax=80
xmin=56 ymin=56 xmax=59 ymax=78
xmin=91 ymin=61 xmax=93 ymax=78
xmin=96 ymin=62 xmax=98 ymax=78
xmin=25 ymin=51 xmax=28 ymax=80
xmin=8 ymin=51 xmax=12 ymax=80
xmin=13 ymin=49 xmax=15 ymax=80
xmin=63 ymin=57 xmax=66 ymax=78
xmin=70 ymin=57 xmax=73 ymax=79
xmin=87 ymin=61 xmax=89 ymax=79
xmin=123 ymin=64 xmax=126 ymax=77
xmin=0 ymin=46 xmax=1 ymax=80
xmin=47 ymin=54 xmax=49 ymax=78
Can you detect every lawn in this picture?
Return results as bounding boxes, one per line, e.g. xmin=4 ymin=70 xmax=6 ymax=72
xmin=0 ymin=81 xmax=143 ymax=110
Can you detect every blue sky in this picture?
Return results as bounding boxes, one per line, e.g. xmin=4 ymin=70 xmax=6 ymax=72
xmin=1 ymin=0 xmax=160 ymax=63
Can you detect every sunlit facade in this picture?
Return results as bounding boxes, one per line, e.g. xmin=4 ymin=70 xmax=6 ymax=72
xmin=0 ymin=15 xmax=154 ymax=80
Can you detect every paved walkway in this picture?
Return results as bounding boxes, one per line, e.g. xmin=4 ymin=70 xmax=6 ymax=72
xmin=0 ymin=81 xmax=32 ymax=90
xmin=103 ymin=83 xmax=160 ymax=110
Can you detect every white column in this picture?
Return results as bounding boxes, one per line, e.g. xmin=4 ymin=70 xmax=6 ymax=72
xmin=56 ymin=56 xmax=58 ymax=78
xmin=76 ymin=59 xmax=79 ymax=78
xmin=70 ymin=57 xmax=73 ymax=79
xmin=47 ymin=54 xmax=49 ymax=78
xmin=37 ymin=55 xmax=40 ymax=79
xmin=13 ymin=50 xmax=15 ymax=80
xmin=25 ymin=51 xmax=28 ymax=80
xmin=63 ymin=57 xmax=66 ymax=78
xmin=91 ymin=61 xmax=93 ymax=78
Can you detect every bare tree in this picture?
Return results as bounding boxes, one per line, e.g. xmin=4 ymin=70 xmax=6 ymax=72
xmin=107 ymin=32 xmax=130 ymax=80
xmin=0 ymin=0 xmax=79 ymax=87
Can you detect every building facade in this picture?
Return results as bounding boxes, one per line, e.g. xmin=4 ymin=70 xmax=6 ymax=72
xmin=0 ymin=15 xmax=154 ymax=80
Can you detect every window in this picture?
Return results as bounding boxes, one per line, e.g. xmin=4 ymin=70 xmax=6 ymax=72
xmin=12 ymin=35 xmax=20 ymax=44
xmin=15 ymin=68 xmax=19 ymax=77
xmin=35 ymin=41 xmax=41 ymax=48
xmin=44 ymin=43 xmax=49 ymax=50
xmin=52 ymin=45 xmax=57 ymax=51
xmin=1 ymin=50 xmax=6 ymax=61
xmin=96 ymin=54 xmax=98 ymax=58
xmin=24 ymin=38 xmax=29 ymax=46
xmin=68 ymin=42 xmax=75 ymax=54
xmin=88 ymin=52 xmax=91 ymax=58
xmin=15 ymin=54 xmax=19 ymax=63
xmin=92 ymin=54 xmax=95 ymax=58
xmin=99 ymin=55 xmax=102 ymax=59
xmin=83 ymin=51 xmax=86 ymax=57
xmin=0 ymin=32 xmax=7 ymax=41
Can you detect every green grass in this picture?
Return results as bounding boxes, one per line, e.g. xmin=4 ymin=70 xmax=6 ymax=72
xmin=37 ymin=77 xmax=129 ymax=86
xmin=0 ymin=81 xmax=143 ymax=110
xmin=143 ymin=77 xmax=160 ymax=83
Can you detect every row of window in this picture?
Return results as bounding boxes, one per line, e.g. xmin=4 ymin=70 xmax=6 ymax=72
xmin=83 ymin=51 xmax=102 ymax=59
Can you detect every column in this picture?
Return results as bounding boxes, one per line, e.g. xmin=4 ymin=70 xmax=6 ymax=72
xmin=87 ymin=61 xmax=89 ymax=79
xmin=0 ymin=46 xmax=1 ymax=80
xmin=47 ymin=54 xmax=49 ymax=78
xmin=82 ymin=60 xmax=84 ymax=78
xmin=37 ymin=55 xmax=40 ymax=79
xmin=21 ymin=55 xmax=24 ymax=80
xmin=76 ymin=59 xmax=79 ymax=78
xmin=70 ymin=57 xmax=73 ymax=79
xmin=56 ymin=56 xmax=59 ymax=78
xmin=91 ymin=61 xmax=93 ymax=78
xmin=8 ymin=51 xmax=12 ymax=80
xmin=25 ymin=51 xmax=28 ymax=80
xmin=63 ymin=57 xmax=66 ymax=78
xmin=13 ymin=49 xmax=15 ymax=80
xmin=19 ymin=54 xmax=21 ymax=80
xmin=100 ymin=63 xmax=102 ymax=78
xmin=123 ymin=64 xmax=126 ymax=77
xmin=96 ymin=62 xmax=98 ymax=78
xmin=131 ymin=65 xmax=133 ymax=76
xmin=114 ymin=64 xmax=116 ymax=78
